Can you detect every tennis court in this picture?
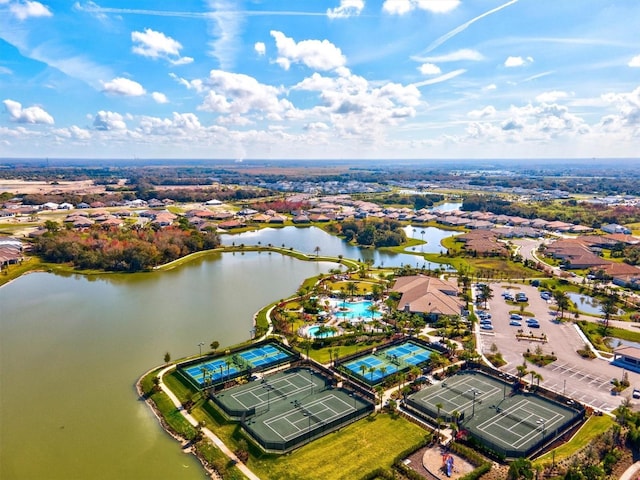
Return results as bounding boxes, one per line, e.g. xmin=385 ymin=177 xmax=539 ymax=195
xmin=212 ymin=367 xmax=374 ymax=453
xmin=178 ymin=341 xmax=296 ymax=388
xmin=405 ymin=370 xmax=583 ymax=458
xmin=341 ymin=339 xmax=435 ymax=385
xmin=214 ymin=368 xmax=327 ymax=416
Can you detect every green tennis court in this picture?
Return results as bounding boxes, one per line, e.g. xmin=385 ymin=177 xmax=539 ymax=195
xmin=406 ymin=370 xmax=583 ymax=458
xmin=212 ymin=367 xmax=374 ymax=453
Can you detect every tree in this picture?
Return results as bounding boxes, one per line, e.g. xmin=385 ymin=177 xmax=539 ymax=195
xmin=210 ymin=340 xmax=220 ymax=353
xmin=507 ymin=457 xmax=533 ymax=479
xmin=600 ymin=293 xmax=618 ymax=336
xmin=368 ymin=365 xmax=376 ymax=381
xmin=164 ymin=351 xmax=171 ymax=363
xmin=347 ymin=281 xmax=358 ymax=299
xmin=479 ymin=283 xmax=493 ymax=308
xmin=552 ymin=290 xmax=570 ymax=319
xmin=314 ymin=245 xmax=321 ymax=257
xmin=368 ymin=303 xmax=380 ymax=321
xmin=516 ymin=360 xmax=529 ymax=381
xmin=435 ymin=402 xmax=444 ymax=439
xmin=359 ymin=364 xmax=367 ymax=379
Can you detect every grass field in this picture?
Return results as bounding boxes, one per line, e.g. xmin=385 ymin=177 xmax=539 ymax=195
xmin=248 ymin=413 xmax=429 ymax=480
xmin=534 ymin=415 xmax=613 ymax=466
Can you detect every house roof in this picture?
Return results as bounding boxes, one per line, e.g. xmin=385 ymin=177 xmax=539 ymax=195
xmin=392 ymin=275 xmax=462 ymax=316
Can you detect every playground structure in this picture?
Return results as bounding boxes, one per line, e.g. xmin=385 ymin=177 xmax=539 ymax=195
xmin=442 ymin=453 xmax=454 ymax=477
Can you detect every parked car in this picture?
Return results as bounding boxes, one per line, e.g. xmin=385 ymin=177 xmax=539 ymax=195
xmin=633 ymin=388 xmax=640 ymax=399
xmin=510 ymin=313 xmax=523 ymax=320
xmin=480 ymin=323 xmax=494 ymax=330
xmin=540 ymin=291 xmax=551 ymax=300
xmin=509 ymin=320 xmax=522 ymax=326
xmin=516 ymin=293 xmax=528 ymax=302
xmin=526 ymin=318 xmax=538 ymax=324
xmin=528 ymin=322 xmax=540 ymax=328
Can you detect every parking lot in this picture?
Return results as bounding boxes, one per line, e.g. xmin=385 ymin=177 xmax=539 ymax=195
xmin=475 ymin=283 xmax=640 ymax=413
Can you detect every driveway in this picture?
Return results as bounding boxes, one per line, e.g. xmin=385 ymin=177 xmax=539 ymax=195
xmin=475 ymin=282 xmax=640 ymax=413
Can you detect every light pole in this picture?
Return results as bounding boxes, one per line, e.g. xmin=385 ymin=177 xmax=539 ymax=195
xmin=468 ymin=388 xmax=479 ymax=417
xmin=198 ymin=342 xmax=205 ymax=357
xmin=537 ymin=418 xmax=546 ymax=435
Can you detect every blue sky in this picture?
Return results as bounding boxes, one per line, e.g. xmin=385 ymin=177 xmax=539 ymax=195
xmin=1 ymin=0 xmax=639 ymax=160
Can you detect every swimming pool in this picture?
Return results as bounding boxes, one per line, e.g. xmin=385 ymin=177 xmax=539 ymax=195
xmin=333 ymin=300 xmax=382 ymax=321
xmin=307 ymin=325 xmax=337 ymax=338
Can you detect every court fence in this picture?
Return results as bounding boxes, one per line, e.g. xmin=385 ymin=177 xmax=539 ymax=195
xmin=241 ymin=402 xmax=375 ymax=454
xmin=334 ymin=337 xmax=449 ymax=388
xmin=175 ymin=339 xmax=299 ymax=391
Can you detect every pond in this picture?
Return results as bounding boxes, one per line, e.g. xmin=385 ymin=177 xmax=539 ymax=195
xmin=566 ymin=292 xmax=622 ymax=316
xmin=0 ymin=252 xmax=336 ymax=480
xmin=221 ymin=225 xmax=456 ymax=270
xmin=402 ymin=225 xmax=462 ymax=254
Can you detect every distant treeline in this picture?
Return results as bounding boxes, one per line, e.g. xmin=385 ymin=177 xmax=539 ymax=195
xmin=31 ymin=225 xmax=220 ymax=272
xmin=462 ymin=194 xmax=640 ymax=227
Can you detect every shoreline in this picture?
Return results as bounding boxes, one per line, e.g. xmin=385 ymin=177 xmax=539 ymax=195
xmin=135 ymin=369 xmax=222 ymax=480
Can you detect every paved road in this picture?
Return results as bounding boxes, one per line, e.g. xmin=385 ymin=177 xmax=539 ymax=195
xmin=475 ymin=283 xmax=640 ymax=413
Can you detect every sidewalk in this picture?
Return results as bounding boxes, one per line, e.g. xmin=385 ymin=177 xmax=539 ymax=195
xmin=157 ymin=365 xmax=261 ymax=480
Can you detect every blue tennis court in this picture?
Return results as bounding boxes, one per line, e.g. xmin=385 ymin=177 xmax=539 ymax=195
xmin=340 ymin=340 xmax=437 ymax=385
xmin=385 ymin=342 xmax=432 ymax=366
xmin=239 ymin=344 xmax=290 ymax=368
xmin=185 ymin=359 xmax=240 ymax=386
xmin=179 ymin=342 xmax=296 ymax=388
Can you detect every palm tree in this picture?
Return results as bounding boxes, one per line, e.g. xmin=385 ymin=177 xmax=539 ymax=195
xmin=347 ymin=281 xmax=358 ymax=300
xmin=368 ymin=303 xmax=380 ymax=321
xmin=359 ymin=364 xmax=367 ymax=379
xmin=600 ymin=293 xmax=618 ymax=336
xmin=533 ymin=372 xmax=543 ymax=388
xmin=479 ymin=283 xmax=493 ymax=308
xmin=552 ymin=290 xmax=570 ymax=319
xmin=368 ymin=365 xmax=376 ymax=381
xmin=379 ymin=365 xmax=388 ymax=380
xmin=516 ymin=361 xmax=529 ymax=382
xmin=338 ymin=287 xmax=348 ymax=309
xmin=314 ymin=245 xmax=321 ymax=257
xmin=435 ymin=402 xmax=444 ymax=439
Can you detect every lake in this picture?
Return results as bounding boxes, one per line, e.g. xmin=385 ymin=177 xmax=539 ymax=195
xmin=221 ymin=225 xmax=458 ymax=270
xmin=0 ymin=252 xmax=335 ymax=480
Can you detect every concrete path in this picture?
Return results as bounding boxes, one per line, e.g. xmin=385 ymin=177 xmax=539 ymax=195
xmin=157 ymin=365 xmax=261 ymax=480
xmin=619 ymin=460 xmax=640 ymax=480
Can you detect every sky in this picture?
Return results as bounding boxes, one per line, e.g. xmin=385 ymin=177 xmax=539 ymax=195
xmin=0 ymin=0 xmax=639 ymax=161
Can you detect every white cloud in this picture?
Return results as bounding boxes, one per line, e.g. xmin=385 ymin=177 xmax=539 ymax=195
xmin=9 ymin=1 xmax=52 ymax=20
xmin=131 ymin=28 xmax=193 ymax=65
xmin=504 ymin=56 xmax=534 ymax=67
xmin=0 ymin=66 xmax=13 ymax=75
xmin=483 ymin=84 xmax=497 ymax=91
xmin=53 ymin=125 xmax=91 ymax=140
xmin=206 ymin=0 xmax=244 ymax=70
xmin=327 ymin=0 xmax=364 ymax=18
xmin=413 ymin=49 xmax=484 ymax=63
xmin=629 ymin=55 xmax=640 ymax=68
xmin=418 ymin=63 xmax=441 ymax=75
xmin=270 ymin=31 xmax=346 ymax=72
xmin=467 ymin=106 xmax=496 ymax=119
xmin=101 ymin=77 xmax=146 ymax=96
xmin=198 ymin=70 xmax=288 ymax=117
xmin=151 ymin=92 xmax=169 ymax=104
xmin=254 ymin=42 xmax=266 ymax=56
xmin=600 ymin=86 xmax=640 ymax=127
xmin=93 ymin=111 xmax=126 ymax=130
xmin=3 ymin=99 xmax=54 ymax=124
xmin=411 ymin=69 xmax=465 ymax=87
xmin=383 ymin=0 xmax=460 ymax=15
xmin=536 ymin=91 xmax=569 ymax=103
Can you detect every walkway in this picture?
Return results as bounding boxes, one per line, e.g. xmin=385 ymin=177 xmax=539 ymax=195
xmin=156 ymin=365 xmax=261 ymax=480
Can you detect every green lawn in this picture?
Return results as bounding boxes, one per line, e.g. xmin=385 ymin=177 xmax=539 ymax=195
xmin=248 ymin=413 xmax=429 ymax=480
xmin=534 ymin=415 xmax=613 ymax=466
